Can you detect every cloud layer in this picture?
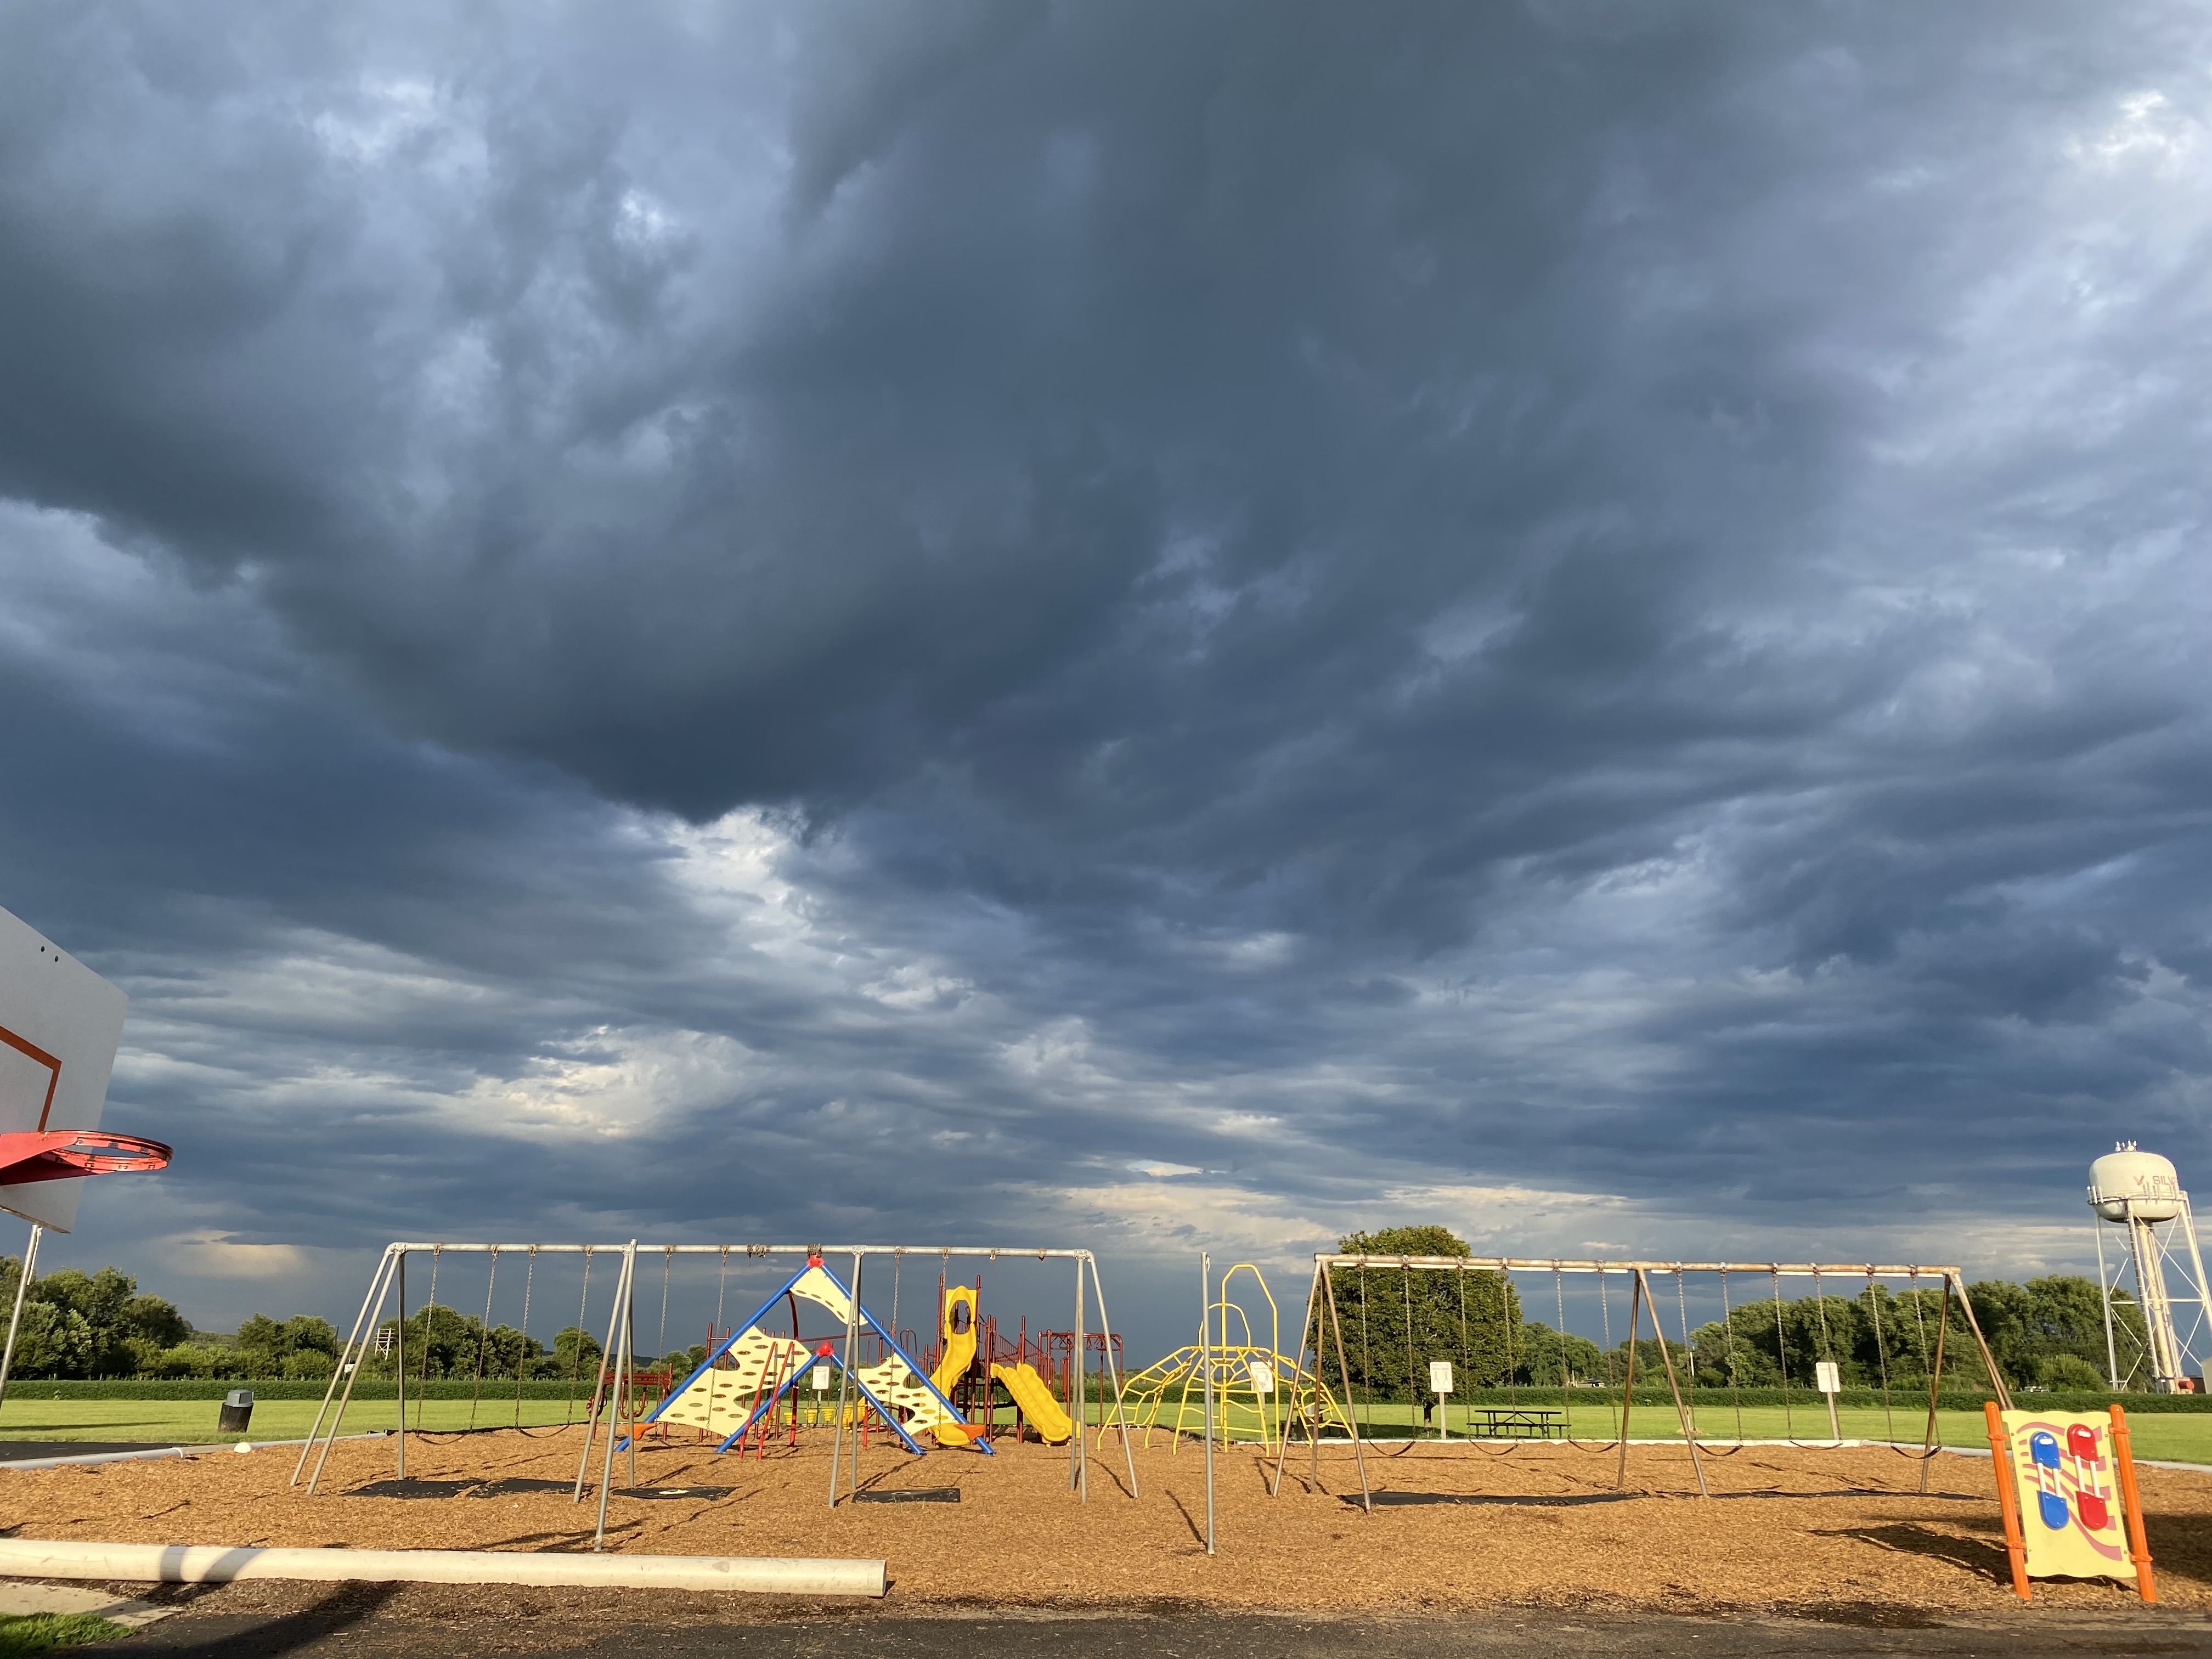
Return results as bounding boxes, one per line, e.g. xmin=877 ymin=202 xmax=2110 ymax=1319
xmin=0 ymin=1 xmax=2205 ymax=1347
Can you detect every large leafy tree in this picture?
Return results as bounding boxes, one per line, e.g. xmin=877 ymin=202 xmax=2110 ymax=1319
xmin=1312 ymin=1226 xmax=1522 ymax=1401
xmin=0 ymin=1256 xmax=194 ymax=1379
xmin=1968 ymin=1276 xmax=2149 ymax=1390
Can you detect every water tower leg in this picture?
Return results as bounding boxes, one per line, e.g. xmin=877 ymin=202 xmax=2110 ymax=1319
xmin=2095 ymin=1221 xmax=2121 ymax=1390
xmin=2177 ymin=1200 xmax=2211 ymax=1392
xmin=2131 ymin=1216 xmax=2181 ymax=1390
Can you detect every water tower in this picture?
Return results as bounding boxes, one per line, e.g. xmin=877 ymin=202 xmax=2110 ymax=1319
xmin=2089 ymin=1143 xmax=2211 ymax=1392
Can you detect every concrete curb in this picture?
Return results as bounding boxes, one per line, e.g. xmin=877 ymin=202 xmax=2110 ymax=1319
xmin=0 ymin=1433 xmax=390 ymax=1472
xmin=0 ymin=1540 xmax=888 ymax=1597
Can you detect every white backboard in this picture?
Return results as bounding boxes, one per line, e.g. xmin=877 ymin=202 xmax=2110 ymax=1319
xmin=0 ymin=902 xmax=129 ymax=1232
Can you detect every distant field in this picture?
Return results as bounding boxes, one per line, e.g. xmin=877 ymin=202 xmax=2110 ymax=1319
xmin=1111 ymin=1400 xmax=2212 ymax=1465
xmin=8 ymin=1393 xmax=2210 ymax=1466
xmin=0 ymin=1396 xmax=593 ymax=1443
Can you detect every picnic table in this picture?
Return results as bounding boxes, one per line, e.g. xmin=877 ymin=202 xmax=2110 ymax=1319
xmin=1458 ymin=1406 xmax=1566 ymax=1440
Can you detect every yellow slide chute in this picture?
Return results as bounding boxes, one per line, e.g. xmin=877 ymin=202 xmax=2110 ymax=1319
xmin=926 ymin=1285 xmax=985 ymax=1444
xmin=989 ymin=1361 xmax=1072 ymax=1443
xmin=927 ymin=1283 xmax=1074 ymax=1446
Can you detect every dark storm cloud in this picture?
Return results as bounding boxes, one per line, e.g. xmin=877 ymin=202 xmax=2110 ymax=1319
xmin=0 ymin=1 xmax=2206 ymax=1330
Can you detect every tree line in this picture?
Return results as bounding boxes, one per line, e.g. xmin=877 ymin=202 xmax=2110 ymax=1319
xmin=0 ymin=1235 xmax=2161 ymax=1392
xmin=0 ymin=1253 xmax=695 ymax=1383
xmin=1308 ymin=1226 xmax=2155 ymax=1398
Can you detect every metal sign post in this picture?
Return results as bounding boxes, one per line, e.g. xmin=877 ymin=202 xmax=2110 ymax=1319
xmin=1201 ymin=1250 xmax=1215 ymax=1556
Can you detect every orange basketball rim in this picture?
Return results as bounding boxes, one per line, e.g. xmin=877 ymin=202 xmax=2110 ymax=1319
xmin=0 ymin=1129 xmax=172 ymax=1186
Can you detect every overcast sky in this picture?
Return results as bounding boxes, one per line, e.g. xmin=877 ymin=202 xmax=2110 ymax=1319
xmin=2 ymin=1 xmax=2206 ymax=1352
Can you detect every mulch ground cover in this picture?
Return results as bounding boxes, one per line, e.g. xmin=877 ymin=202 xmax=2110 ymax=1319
xmin=2 ymin=1425 xmax=2207 ymax=1619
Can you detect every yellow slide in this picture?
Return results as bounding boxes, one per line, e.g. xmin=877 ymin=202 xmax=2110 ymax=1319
xmin=989 ymin=1361 xmax=1072 ymax=1444
xmin=924 ymin=1285 xmax=985 ymax=1446
xmin=924 ymin=1285 xmax=1073 ymax=1445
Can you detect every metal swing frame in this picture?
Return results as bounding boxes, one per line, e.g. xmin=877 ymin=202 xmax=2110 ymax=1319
xmin=291 ymin=1239 xmax=1142 ymax=1549
xmin=1269 ymin=1254 xmax=2008 ymax=1511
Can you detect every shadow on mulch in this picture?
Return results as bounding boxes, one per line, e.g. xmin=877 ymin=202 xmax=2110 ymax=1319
xmin=1163 ymin=1489 xmax=1207 ymax=1546
xmin=348 ymin=1479 xmax=480 ymax=1499
xmin=469 ymin=1477 xmax=575 ymax=1498
xmin=1355 ymin=1492 xmax=1637 ymax=1508
xmin=1816 ymin=1520 xmax=2015 ymax=1585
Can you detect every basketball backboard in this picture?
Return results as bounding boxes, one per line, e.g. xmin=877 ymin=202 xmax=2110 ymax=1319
xmin=0 ymin=902 xmax=129 ymax=1232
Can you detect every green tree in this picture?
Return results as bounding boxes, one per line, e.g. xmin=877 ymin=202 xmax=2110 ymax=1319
xmin=2039 ymin=1354 xmax=2107 ymax=1390
xmin=0 ymin=1259 xmax=189 ymax=1378
xmin=1313 ymin=1227 xmax=1521 ymax=1400
xmin=1968 ymin=1276 xmax=2143 ymax=1390
xmin=366 ymin=1306 xmax=548 ymax=1381
xmin=1512 ymin=1322 xmax=1606 ymax=1386
xmin=6 ymin=1301 xmax=95 ymax=1378
xmin=230 ymin=1312 xmax=343 ymax=1378
xmin=122 ymin=1294 xmax=191 ymax=1350
xmin=551 ymin=1325 xmax=603 ymax=1380
xmin=29 ymin=1267 xmax=142 ymax=1375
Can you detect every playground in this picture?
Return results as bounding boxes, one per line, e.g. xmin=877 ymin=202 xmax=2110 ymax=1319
xmin=4 ymin=1243 xmax=2209 ymax=1628
xmin=5 ymin=1427 xmax=2212 ymax=1615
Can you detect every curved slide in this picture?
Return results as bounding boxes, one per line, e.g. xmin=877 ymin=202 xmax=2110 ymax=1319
xmin=989 ymin=1362 xmax=1072 ymax=1444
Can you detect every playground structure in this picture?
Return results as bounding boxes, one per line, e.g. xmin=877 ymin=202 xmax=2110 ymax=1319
xmin=634 ymin=1261 xmax=1099 ymax=1453
xmin=639 ymin=1256 xmax=979 ymax=1455
xmin=910 ymin=1280 xmax=1109 ymax=1447
xmin=1121 ymin=1262 xmax=1351 ymax=1452
xmin=1268 ymin=1254 xmax=2012 ymax=1511
xmin=290 ymin=1240 xmax=1141 ymax=1548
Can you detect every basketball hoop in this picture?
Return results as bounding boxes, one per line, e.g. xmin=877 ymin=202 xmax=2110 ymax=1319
xmin=0 ymin=1129 xmax=172 ymax=1185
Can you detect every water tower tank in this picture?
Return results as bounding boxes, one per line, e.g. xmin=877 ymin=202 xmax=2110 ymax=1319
xmin=2090 ymin=1143 xmax=2184 ymax=1223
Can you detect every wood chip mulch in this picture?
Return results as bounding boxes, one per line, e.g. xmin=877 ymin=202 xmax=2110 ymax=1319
xmin=3 ymin=1426 xmax=2207 ymax=1617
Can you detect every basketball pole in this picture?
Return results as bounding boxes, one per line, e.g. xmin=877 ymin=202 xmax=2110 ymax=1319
xmin=0 ymin=1223 xmax=44 ymax=1415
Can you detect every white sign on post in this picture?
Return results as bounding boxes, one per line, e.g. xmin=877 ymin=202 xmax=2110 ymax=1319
xmin=811 ymin=1364 xmax=831 ymax=1391
xmin=0 ymin=902 xmax=130 ymax=1233
xmin=1429 ymin=1361 xmax=1454 ymax=1396
xmin=1813 ymin=1358 xmax=1844 ymax=1442
xmin=1248 ymin=1359 xmax=1274 ymax=1395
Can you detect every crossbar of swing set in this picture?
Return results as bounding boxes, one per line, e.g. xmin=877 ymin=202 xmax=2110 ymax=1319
xmin=381 ymin=1244 xmax=1098 ymax=1257
xmin=1316 ymin=1256 xmax=1966 ymax=1275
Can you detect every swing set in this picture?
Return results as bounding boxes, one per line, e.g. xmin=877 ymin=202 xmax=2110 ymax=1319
xmin=1271 ymin=1254 xmax=2011 ymax=1511
xmin=290 ymin=1239 xmax=1143 ymax=1550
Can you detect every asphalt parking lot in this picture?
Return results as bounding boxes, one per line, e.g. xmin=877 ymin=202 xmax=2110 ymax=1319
xmin=77 ymin=1582 xmax=2212 ymax=1659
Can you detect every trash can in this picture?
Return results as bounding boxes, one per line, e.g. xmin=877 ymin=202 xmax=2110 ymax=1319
xmin=218 ymin=1389 xmax=253 ymax=1434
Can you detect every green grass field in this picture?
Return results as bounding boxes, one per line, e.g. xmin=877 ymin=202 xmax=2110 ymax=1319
xmin=1115 ymin=1407 xmax=2212 ymax=1469
xmin=0 ymin=1395 xmax=593 ymax=1444
xmin=1116 ymin=1400 xmax=2212 ymax=1464
xmin=8 ymin=1394 xmax=2211 ymax=1466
